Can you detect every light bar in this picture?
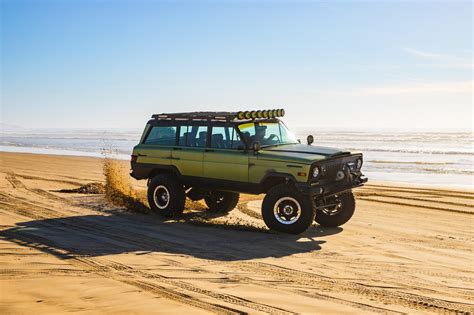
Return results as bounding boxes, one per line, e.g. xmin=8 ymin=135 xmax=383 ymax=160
xmin=236 ymin=108 xmax=285 ymax=120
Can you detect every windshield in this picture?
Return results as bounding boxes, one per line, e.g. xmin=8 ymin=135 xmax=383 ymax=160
xmin=238 ymin=121 xmax=299 ymax=147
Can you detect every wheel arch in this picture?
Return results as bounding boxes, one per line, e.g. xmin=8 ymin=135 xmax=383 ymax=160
xmin=147 ymin=166 xmax=181 ymax=184
xmin=260 ymin=172 xmax=298 ymax=193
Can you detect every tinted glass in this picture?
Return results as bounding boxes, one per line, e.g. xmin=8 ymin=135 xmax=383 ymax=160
xmin=178 ymin=126 xmax=189 ymax=146
xmin=178 ymin=125 xmax=208 ymax=147
xmin=211 ymin=126 xmax=242 ymax=149
xmin=238 ymin=123 xmax=255 ymax=145
xmin=144 ymin=126 xmax=177 ymax=145
xmin=194 ymin=126 xmax=208 ymax=147
xmin=230 ymin=128 xmax=244 ymax=149
xmin=238 ymin=121 xmax=298 ymax=147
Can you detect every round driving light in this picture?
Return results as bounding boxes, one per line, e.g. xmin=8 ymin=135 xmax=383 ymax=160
xmin=237 ymin=111 xmax=245 ymax=119
xmin=277 ymin=109 xmax=282 ymax=117
xmin=268 ymin=110 xmax=274 ymax=118
xmin=251 ymin=111 xmax=257 ymax=119
xmin=321 ymin=165 xmax=326 ymax=175
xmin=257 ymin=110 xmax=263 ymax=118
xmin=263 ymin=110 xmax=269 ymax=118
xmin=281 ymin=109 xmax=285 ymax=117
xmin=272 ymin=109 xmax=278 ymax=117
xmin=356 ymin=158 xmax=362 ymax=169
xmin=312 ymin=166 xmax=320 ymax=178
xmin=244 ymin=111 xmax=252 ymax=119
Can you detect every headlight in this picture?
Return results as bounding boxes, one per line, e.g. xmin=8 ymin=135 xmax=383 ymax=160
xmin=312 ymin=166 xmax=320 ymax=178
xmin=356 ymin=158 xmax=362 ymax=169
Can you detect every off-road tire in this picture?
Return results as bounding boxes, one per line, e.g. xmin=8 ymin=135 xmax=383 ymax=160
xmin=204 ymin=191 xmax=240 ymax=213
xmin=315 ymin=192 xmax=355 ymax=227
xmin=147 ymin=174 xmax=185 ymax=217
xmin=262 ymin=184 xmax=315 ymax=234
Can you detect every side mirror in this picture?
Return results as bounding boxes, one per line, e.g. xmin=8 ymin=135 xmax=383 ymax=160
xmin=307 ymin=135 xmax=314 ymax=145
xmin=253 ymin=142 xmax=261 ymax=152
xmin=297 ymin=139 xmax=301 ymax=144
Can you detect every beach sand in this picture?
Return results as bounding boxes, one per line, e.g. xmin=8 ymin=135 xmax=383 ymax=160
xmin=0 ymin=152 xmax=473 ymax=314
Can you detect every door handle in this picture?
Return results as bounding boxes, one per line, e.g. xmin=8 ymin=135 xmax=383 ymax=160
xmin=173 ymin=147 xmax=182 ymax=150
xmin=137 ymin=153 xmax=147 ymax=157
xmin=205 ymin=149 xmax=214 ymax=152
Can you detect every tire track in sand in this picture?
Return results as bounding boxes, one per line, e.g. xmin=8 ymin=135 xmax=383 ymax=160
xmin=3 ymin=174 xmax=473 ymax=314
xmin=357 ymin=197 xmax=473 ymax=215
xmin=0 ymin=179 xmax=394 ymax=314
xmin=3 ymin=232 xmax=244 ymax=315
xmin=0 ymin=179 xmax=295 ymax=314
xmin=233 ymin=262 xmax=474 ymax=314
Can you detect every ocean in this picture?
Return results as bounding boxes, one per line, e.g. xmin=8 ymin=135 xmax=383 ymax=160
xmin=1 ymin=128 xmax=472 ymax=188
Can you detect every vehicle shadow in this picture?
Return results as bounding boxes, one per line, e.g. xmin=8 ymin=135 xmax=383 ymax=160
xmin=0 ymin=212 xmax=342 ymax=261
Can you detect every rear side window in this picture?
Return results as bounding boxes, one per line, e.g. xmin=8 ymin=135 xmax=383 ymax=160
xmin=178 ymin=125 xmax=208 ymax=147
xmin=210 ymin=126 xmax=243 ymax=149
xmin=144 ymin=126 xmax=177 ymax=145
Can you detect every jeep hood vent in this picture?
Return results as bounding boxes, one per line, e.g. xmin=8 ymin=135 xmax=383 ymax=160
xmin=264 ymin=144 xmax=350 ymax=157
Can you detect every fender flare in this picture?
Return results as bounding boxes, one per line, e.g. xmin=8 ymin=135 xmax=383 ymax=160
xmin=259 ymin=172 xmax=298 ymax=192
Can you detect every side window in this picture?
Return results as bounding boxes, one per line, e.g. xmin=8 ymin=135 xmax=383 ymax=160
xmin=211 ymin=126 xmax=241 ymax=149
xmin=194 ymin=126 xmax=208 ymax=148
xmin=178 ymin=125 xmax=208 ymax=147
xmin=178 ymin=125 xmax=190 ymax=146
xmin=144 ymin=126 xmax=177 ymax=145
xmin=238 ymin=123 xmax=256 ymax=145
xmin=211 ymin=127 xmax=227 ymax=149
xmin=230 ymin=128 xmax=243 ymax=149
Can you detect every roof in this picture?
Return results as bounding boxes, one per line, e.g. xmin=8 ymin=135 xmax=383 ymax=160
xmin=151 ymin=109 xmax=285 ymax=122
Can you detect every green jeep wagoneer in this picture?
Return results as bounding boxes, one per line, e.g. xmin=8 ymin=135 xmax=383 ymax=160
xmin=131 ymin=109 xmax=367 ymax=234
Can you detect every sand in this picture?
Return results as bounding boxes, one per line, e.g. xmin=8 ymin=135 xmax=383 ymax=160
xmin=0 ymin=151 xmax=473 ymax=314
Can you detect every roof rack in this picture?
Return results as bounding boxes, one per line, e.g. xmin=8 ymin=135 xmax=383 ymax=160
xmin=152 ymin=109 xmax=285 ymax=121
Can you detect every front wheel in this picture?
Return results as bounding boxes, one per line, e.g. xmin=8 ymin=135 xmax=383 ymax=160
xmin=315 ymin=192 xmax=356 ymax=227
xmin=261 ymin=184 xmax=315 ymax=234
xmin=204 ymin=191 xmax=239 ymax=213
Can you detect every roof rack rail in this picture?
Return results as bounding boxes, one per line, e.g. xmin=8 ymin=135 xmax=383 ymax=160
xmin=152 ymin=109 xmax=285 ymax=121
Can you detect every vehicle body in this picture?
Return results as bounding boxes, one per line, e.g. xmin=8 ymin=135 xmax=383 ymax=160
xmin=130 ymin=109 xmax=367 ymax=234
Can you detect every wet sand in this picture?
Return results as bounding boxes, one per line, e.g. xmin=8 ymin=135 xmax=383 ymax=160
xmin=0 ymin=152 xmax=473 ymax=314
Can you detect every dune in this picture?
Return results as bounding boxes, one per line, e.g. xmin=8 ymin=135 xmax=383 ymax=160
xmin=0 ymin=151 xmax=473 ymax=314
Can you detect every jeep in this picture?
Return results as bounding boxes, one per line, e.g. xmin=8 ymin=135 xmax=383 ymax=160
xmin=130 ymin=109 xmax=367 ymax=234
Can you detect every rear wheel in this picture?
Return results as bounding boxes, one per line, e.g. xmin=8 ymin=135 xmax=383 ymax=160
xmin=204 ymin=191 xmax=239 ymax=213
xmin=147 ymin=174 xmax=185 ymax=217
xmin=262 ymin=184 xmax=315 ymax=234
xmin=315 ymin=192 xmax=355 ymax=227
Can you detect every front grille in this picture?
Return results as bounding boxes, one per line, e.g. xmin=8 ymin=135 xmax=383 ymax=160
xmin=311 ymin=154 xmax=363 ymax=183
xmin=322 ymin=161 xmax=344 ymax=180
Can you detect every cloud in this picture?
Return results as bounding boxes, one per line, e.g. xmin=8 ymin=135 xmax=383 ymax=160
xmin=402 ymin=47 xmax=473 ymax=69
xmin=403 ymin=48 xmax=448 ymax=59
xmin=403 ymin=47 xmax=456 ymax=59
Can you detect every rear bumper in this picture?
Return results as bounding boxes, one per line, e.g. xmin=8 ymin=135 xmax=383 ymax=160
xmin=296 ymin=173 xmax=368 ymax=197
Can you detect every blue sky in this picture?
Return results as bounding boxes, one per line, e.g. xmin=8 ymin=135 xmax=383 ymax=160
xmin=1 ymin=0 xmax=472 ymax=130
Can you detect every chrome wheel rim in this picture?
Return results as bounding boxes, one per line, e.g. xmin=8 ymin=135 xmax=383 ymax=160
xmin=321 ymin=196 xmax=343 ymax=216
xmin=273 ymin=197 xmax=301 ymax=225
xmin=153 ymin=185 xmax=170 ymax=209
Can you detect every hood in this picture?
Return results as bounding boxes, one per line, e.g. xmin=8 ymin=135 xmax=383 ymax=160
xmin=258 ymin=143 xmax=350 ymax=164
